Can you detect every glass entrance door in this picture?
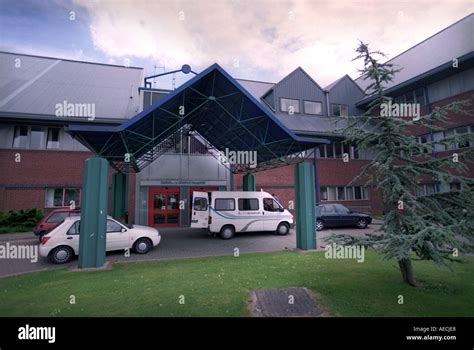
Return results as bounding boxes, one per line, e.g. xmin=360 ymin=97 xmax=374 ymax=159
xmin=148 ymin=187 xmax=180 ymax=227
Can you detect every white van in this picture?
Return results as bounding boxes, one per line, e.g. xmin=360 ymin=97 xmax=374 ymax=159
xmin=191 ymin=191 xmax=294 ymax=239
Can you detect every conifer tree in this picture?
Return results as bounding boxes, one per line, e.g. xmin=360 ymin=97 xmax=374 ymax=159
xmin=328 ymin=41 xmax=474 ymax=286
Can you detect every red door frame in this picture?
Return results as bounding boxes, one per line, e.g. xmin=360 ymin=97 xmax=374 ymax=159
xmin=148 ymin=187 xmax=180 ymax=227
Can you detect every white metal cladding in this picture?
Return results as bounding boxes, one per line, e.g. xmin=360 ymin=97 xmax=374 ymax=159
xmin=0 ymin=52 xmax=144 ymax=119
xmin=355 ymin=14 xmax=474 ymax=92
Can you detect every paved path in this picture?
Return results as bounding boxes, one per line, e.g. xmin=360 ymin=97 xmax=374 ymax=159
xmin=0 ymin=224 xmax=381 ymax=278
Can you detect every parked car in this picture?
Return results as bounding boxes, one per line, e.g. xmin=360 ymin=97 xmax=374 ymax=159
xmin=191 ymin=190 xmax=293 ymax=239
xmin=315 ymin=204 xmax=372 ymax=231
xmin=39 ymin=216 xmax=161 ymax=264
xmin=33 ymin=208 xmax=81 ymax=241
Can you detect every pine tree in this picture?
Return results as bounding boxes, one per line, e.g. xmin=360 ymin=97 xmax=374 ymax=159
xmin=328 ymin=41 xmax=474 ymax=287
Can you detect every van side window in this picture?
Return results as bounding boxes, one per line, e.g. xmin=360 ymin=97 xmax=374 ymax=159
xmin=263 ymin=198 xmax=281 ymax=212
xmin=215 ymin=198 xmax=235 ymax=211
xmin=238 ymin=198 xmax=259 ymax=211
xmin=194 ymin=197 xmax=208 ymax=211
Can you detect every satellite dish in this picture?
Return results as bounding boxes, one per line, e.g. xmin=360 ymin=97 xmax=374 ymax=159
xmin=181 ymin=64 xmax=191 ymax=74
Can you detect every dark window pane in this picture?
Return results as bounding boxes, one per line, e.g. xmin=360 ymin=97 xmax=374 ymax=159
xmin=47 ymin=128 xmax=60 ymax=149
xmin=154 ymin=194 xmax=166 ymax=210
xmin=193 ymin=197 xmax=208 ymax=211
xmin=337 ymin=187 xmax=345 ymax=200
xmin=335 ymin=142 xmax=343 ymax=158
xmin=415 ymin=88 xmax=425 ymax=105
xmin=47 ymin=212 xmax=68 ymax=223
xmin=354 ymin=186 xmax=362 ymax=200
xmin=238 ymin=198 xmax=259 ymax=211
xmin=215 ymin=198 xmax=235 ymax=211
xmin=326 ymin=143 xmax=334 ymax=158
xmin=64 ymin=189 xmax=80 ymax=207
xmin=167 ymin=213 xmax=178 ymax=224
xmin=320 ymin=187 xmax=328 ymax=201
xmin=106 ymin=220 xmax=122 ymax=232
xmin=12 ymin=126 xmax=28 ymax=148
xmin=30 ymin=127 xmax=45 ymax=149
xmin=54 ymin=188 xmax=64 ymax=206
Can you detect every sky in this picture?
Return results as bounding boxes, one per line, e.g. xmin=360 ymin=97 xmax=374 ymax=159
xmin=0 ymin=0 xmax=473 ymax=89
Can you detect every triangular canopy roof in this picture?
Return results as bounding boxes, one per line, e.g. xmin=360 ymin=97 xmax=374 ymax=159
xmin=67 ymin=63 xmax=329 ymax=173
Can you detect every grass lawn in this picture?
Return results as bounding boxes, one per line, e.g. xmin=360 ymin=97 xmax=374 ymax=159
xmin=0 ymin=250 xmax=473 ymax=317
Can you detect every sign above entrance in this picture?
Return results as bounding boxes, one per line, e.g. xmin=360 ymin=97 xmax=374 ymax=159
xmin=141 ymin=180 xmax=227 ymax=187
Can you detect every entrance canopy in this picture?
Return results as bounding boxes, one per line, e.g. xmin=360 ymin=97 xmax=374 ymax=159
xmin=67 ymin=63 xmax=329 ymax=173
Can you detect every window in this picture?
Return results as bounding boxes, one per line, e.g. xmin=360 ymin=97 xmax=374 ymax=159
xmin=238 ymin=198 xmax=259 ymax=211
xmin=317 ymin=144 xmax=326 ymax=158
xmin=12 ymin=126 xmax=28 ymax=148
xmin=320 ymin=187 xmax=328 ymax=201
xmin=263 ymin=198 xmax=281 ymax=212
xmin=450 ymin=182 xmax=461 ymax=191
xmin=345 ymin=187 xmax=354 ymax=200
xmin=415 ymin=88 xmax=425 ymax=106
xmin=456 ymin=126 xmax=469 ymax=148
xmin=334 ymin=204 xmax=350 ymax=214
xmin=106 ymin=219 xmax=122 ymax=233
xmin=332 ymin=104 xmax=349 ymax=117
xmin=327 ymin=187 xmax=336 ymax=200
xmin=193 ymin=197 xmax=208 ymax=211
xmin=416 ymin=183 xmax=439 ymax=196
xmin=47 ymin=128 xmax=60 ymax=149
xmin=337 ymin=187 xmax=345 ymax=200
xmin=45 ymin=188 xmax=81 ymax=207
xmin=352 ymin=145 xmax=360 ymax=159
xmin=280 ymin=98 xmax=300 ymax=113
xmin=304 ymin=100 xmax=322 ymax=115
xmin=326 ymin=143 xmax=334 ymax=158
xmin=335 ymin=142 xmax=343 ymax=158
xmin=30 ymin=127 xmax=45 ymax=149
xmin=215 ymin=198 xmax=235 ymax=211
xmin=405 ymin=91 xmax=415 ymax=104
xmin=67 ymin=221 xmax=80 ymax=235
xmin=419 ymin=135 xmax=429 ymax=154
xmin=46 ymin=211 xmax=68 ymax=223
xmin=322 ymin=204 xmax=335 ymax=213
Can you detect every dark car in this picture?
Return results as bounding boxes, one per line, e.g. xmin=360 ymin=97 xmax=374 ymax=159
xmin=33 ymin=208 xmax=81 ymax=241
xmin=315 ymin=204 xmax=372 ymax=231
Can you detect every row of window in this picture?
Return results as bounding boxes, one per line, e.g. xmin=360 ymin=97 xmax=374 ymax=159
xmin=392 ymin=88 xmax=426 ymax=106
xmin=416 ymin=182 xmax=463 ymax=197
xmin=12 ymin=126 xmax=60 ymax=149
xmin=45 ymin=188 xmax=81 ymax=208
xmin=211 ymin=198 xmax=282 ymax=212
xmin=418 ymin=125 xmax=472 ymax=153
xmin=320 ymin=186 xmax=370 ymax=201
xmin=280 ymin=98 xmax=349 ymax=117
xmin=317 ymin=142 xmax=360 ymax=159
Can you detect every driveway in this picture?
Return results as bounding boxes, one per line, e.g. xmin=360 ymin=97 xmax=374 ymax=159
xmin=0 ymin=223 xmax=382 ymax=278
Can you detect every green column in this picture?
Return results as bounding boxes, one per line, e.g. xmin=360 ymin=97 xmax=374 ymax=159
xmin=243 ymin=173 xmax=256 ymax=191
xmin=111 ymin=172 xmax=126 ymax=219
xmin=294 ymin=162 xmax=316 ymax=250
xmin=79 ymin=157 xmax=109 ymax=268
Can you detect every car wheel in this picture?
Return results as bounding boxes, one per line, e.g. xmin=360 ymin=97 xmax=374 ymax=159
xmin=276 ymin=222 xmax=290 ymax=235
xmin=316 ymin=219 xmax=324 ymax=231
xmin=50 ymin=246 xmax=74 ymax=264
xmin=356 ymin=218 xmax=368 ymax=229
xmin=134 ymin=238 xmax=152 ymax=254
xmin=220 ymin=225 xmax=235 ymax=240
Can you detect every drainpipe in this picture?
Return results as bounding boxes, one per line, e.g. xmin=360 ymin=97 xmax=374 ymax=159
xmin=314 ymin=147 xmax=319 ymax=204
xmin=325 ymin=90 xmax=331 ymax=116
xmin=424 ymin=86 xmax=439 ymax=192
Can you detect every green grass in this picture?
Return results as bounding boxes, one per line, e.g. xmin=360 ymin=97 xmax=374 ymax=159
xmin=0 ymin=225 xmax=33 ymax=233
xmin=0 ymin=250 xmax=473 ymax=317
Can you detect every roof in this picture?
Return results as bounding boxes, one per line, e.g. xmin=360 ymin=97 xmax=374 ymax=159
xmin=235 ymin=78 xmax=275 ymax=100
xmin=355 ymin=13 xmax=474 ymax=93
xmin=67 ymin=63 xmax=329 ymax=173
xmin=0 ymin=52 xmax=144 ymax=120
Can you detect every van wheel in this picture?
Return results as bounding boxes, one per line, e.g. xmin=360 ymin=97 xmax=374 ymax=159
xmin=276 ymin=222 xmax=290 ymax=235
xmin=50 ymin=246 xmax=74 ymax=264
xmin=220 ymin=225 xmax=235 ymax=240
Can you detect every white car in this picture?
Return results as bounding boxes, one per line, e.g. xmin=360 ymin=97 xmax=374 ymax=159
xmin=39 ymin=216 xmax=161 ymax=264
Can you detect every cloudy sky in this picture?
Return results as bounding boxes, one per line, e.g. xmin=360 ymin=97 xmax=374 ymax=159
xmin=0 ymin=0 xmax=472 ymax=89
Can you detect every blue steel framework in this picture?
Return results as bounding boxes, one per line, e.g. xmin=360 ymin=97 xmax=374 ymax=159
xmin=67 ymin=63 xmax=329 ymax=267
